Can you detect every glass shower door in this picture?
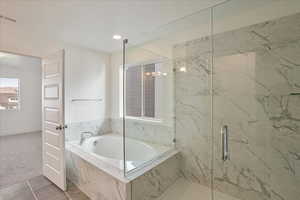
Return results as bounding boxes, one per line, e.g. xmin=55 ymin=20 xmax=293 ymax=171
xmin=212 ymin=0 xmax=300 ymax=200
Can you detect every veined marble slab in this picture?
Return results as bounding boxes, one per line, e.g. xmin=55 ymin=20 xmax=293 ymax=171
xmin=66 ymin=149 xmax=181 ymax=200
xmin=174 ymin=12 xmax=300 ymax=200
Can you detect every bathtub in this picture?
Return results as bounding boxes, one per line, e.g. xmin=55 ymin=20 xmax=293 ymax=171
xmin=66 ymin=133 xmax=175 ymax=182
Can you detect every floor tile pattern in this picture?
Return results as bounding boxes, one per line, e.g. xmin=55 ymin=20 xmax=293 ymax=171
xmin=0 ymin=175 xmax=90 ymax=200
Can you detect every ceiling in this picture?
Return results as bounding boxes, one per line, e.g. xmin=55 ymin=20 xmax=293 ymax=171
xmin=0 ymin=0 xmax=226 ymax=53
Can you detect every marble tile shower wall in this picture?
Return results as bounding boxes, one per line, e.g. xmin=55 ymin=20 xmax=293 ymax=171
xmin=66 ymin=117 xmax=174 ymax=147
xmin=66 ymin=118 xmax=112 ymax=141
xmin=174 ymin=12 xmax=300 ymax=200
xmin=173 ymin=34 xmax=213 ymax=188
xmin=110 ymin=118 xmax=174 ymax=146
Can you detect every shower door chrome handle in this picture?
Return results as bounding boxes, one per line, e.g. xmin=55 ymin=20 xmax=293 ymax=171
xmin=221 ymin=125 xmax=230 ymax=161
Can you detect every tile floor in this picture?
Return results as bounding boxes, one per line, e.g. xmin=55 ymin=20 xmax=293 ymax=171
xmin=0 ymin=175 xmax=90 ymax=200
xmin=156 ymin=178 xmax=240 ymax=200
xmin=0 ymin=132 xmax=90 ymax=200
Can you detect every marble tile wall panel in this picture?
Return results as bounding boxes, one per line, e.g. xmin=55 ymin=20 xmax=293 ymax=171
xmin=66 ymin=118 xmax=112 ymax=141
xmin=173 ymin=35 xmax=213 ymax=187
xmin=66 ymin=150 xmax=130 ymax=200
xmin=111 ymin=118 xmax=174 ymax=147
xmin=66 ymin=150 xmax=181 ymax=200
xmin=174 ymin=12 xmax=300 ymax=200
xmin=131 ymin=154 xmax=182 ymax=200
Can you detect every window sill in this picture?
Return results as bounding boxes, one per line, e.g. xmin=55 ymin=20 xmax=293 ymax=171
xmin=123 ymin=116 xmax=163 ymax=124
xmin=0 ymin=109 xmax=20 ymax=112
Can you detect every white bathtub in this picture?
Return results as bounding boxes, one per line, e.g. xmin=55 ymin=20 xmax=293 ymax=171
xmin=66 ymin=134 xmax=174 ymax=182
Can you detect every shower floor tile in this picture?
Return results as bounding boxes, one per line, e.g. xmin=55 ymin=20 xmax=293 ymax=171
xmin=156 ymin=178 xmax=240 ymax=200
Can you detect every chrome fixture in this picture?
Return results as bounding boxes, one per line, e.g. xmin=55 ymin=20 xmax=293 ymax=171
xmin=290 ymin=93 xmax=300 ymax=96
xmin=79 ymin=131 xmax=95 ymax=145
xmin=221 ymin=125 xmax=230 ymax=161
xmin=71 ymin=98 xmax=102 ymax=102
xmin=0 ymin=14 xmax=16 ymax=23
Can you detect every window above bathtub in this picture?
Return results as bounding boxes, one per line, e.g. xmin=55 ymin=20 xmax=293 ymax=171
xmin=119 ymin=60 xmax=171 ymax=123
xmin=0 ymin=78 xmax=20 ymax=110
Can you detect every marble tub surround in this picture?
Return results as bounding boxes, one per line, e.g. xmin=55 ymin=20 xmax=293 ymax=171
xmin=66 ymin=133 xmax=175 ymax=181
xmin=130 ymin=153 xmax=182 ymax=200
xmin=66 ymin=150 xmax=129 ymax=200
xmin=65 ymin=118 xmax=112 ymax=141
xmin=66 ymin=117 xmax=175 ymax=150
xmin=66 ymin=149 xmax=181 ymax=200
xmin=173 ymin=12 xmax=300 ymax=200
xmin=111 ymin=117 xmax=175 ymax=147
xmin=66 ymin=138 xmax=125 ymax=182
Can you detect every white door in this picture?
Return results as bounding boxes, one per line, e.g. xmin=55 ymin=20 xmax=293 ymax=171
xmin=42 ymin=50 xmax=66 ymax=190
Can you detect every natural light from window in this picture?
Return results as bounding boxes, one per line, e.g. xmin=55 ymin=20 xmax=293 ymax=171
xmin=120 ymin=61 xmax=166 ymax=122
xmin=0 ymin=78 xmax=20 ymax=110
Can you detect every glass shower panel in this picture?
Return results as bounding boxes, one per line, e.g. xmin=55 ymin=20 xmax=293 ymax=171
xmin=212 ymin=0 xmax=300 ymax=200
xmin=122 ymin=41 xmax=176 ymax=173
xmin=123 ymin=7 xmax=214 ymax=196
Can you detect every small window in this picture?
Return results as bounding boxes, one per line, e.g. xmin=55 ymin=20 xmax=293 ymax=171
xmin=124 ymin=63 xmax=157 ymax=119
xmin=0 ymin=78 xmax=20 ymax=110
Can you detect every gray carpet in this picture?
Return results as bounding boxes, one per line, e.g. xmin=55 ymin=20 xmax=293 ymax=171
xmin=0 ymin=132 xmax=42 ymax=189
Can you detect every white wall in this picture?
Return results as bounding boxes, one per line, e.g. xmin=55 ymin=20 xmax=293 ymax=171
xmin=0 ymin=53 xmax=42 ymax=136
xmin=0 ymin=45 xmax=110 ymax=137
xmin=64 ymin=46 xmax=111 ymax=124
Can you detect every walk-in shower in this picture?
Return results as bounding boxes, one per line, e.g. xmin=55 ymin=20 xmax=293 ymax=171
xmin=121 ymin=0 xmax=300 ymax=199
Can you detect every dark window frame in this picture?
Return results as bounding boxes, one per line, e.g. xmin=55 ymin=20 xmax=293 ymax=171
xmin=123 ymin=62 xmax=160 ymax=121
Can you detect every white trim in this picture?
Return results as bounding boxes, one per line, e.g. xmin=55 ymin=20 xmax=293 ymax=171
xmin=0 ymin=77 xmax=21 ymax=111
xmin=141 ymin=66 xmax=144 ymax=117
xmin=125 ymin=116 xmax=162 ymax=124
xmin=124 ymin=58 xmax=166 ymax=69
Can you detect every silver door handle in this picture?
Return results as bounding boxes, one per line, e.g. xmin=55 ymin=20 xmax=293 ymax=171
xmin=221 ymin=125 xmax=230 ymax=161
xmin=55 ymin=125 xmax=68 ymax=130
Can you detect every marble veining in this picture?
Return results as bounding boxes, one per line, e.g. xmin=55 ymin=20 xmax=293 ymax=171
xmin=173 ymin=12 xmax=300 ymax=200
xmin=66 ymin=150 xmax=129 ymax=200
xmin=66 ymin=118 xmax=111 ymax=141
xmin=66 ymin=150 xmax=181 ymax=200
xmin=111 ymin=118 xmax=174 ymax=147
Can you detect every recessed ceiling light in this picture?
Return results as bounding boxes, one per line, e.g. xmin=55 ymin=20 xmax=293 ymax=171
xmin=179 ymin=67 xmax=187 ymax=72
xmin=113 ymin=35 xmax=122 ymax=40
